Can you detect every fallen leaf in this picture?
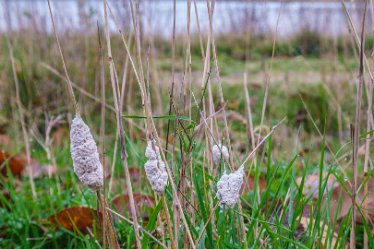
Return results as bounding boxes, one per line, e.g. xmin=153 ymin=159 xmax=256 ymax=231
xmin=329 ymin=177 xmax=374 ymax=225
xmin=3 ymin=152 xmax=57 ymax=179
xmin=297 ymin=217 xmax=348 ymax=248
xmin=282 ymin=203 xmax=343 ymax=246
xmin=297 ymin=173 xmax=337 ymax=199
xmin=45 ymin=206 xmax=97 ymax=233
xmin=301 ymin=174 xmax=374 ymax=226
xmin=241 ymin=172 xmax=266 ymax=193
xmin=12 ymin=153 xmax=38 ymax=166
xmin=0 ymin=150 xmax=25 ymax=177
xmin=112 ymin=193 xmax=154 ymax=220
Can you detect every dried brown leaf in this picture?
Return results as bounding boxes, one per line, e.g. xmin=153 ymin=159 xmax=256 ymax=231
xmin=46 ymin=206 xmax=97 ymax=233
xmin=298 ymin=217 xmax=348 ymax=248
xmin=297 ymin=173 xmax=337 ymax=199
xmin=330 ymin=177 xmax=374 ymax=225
xmin=300 ymin=174 xmax=374 ymax=226
xmin=0 ymin=150 xmax=25 ymax=177
xmin=241 ymin=172 xmax=266 ymax=193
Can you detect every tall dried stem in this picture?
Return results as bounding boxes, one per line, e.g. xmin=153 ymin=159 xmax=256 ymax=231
xmin=351 ymin=1 xmax=367 ymax=248
xmin=363 ymin=2 xmax=374 ymax=249
xmin=6 ymin=39 xmax=36 ymax=199
xmin=103 ymin=1 xmax=141 ymax=248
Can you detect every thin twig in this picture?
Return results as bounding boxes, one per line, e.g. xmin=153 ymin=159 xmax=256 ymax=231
xmin=47 ymin=0 xmax=78 ymax=112
xmin=165 ymin=0 xmax=177 ymax=160
xmin=259 ymin=1 xmax=283 ymax=131
xmin=194 ymin=201 xmax=220 ymax=247
xmin=240 ymin=118 xmax=286 ymax=167
xmin=6 ymin=38 xmax=36 ymax=199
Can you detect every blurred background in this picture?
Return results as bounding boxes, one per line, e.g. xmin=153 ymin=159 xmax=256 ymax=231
xmin=0 ymin=1 xmax=368 ymax=37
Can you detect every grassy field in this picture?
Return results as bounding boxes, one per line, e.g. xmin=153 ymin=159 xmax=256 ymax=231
xmin=1 ymin=1 xmax=374 ymax=249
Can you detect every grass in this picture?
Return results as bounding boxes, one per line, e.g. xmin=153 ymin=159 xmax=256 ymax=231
xmin=1 ymin=1 xmax=374 ymax=248
xmin=1 ymin=135 xmax=358 ymax=248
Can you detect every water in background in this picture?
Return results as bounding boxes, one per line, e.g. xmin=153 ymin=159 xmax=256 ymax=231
xmin=0 ymin=1 xmax=369 ymax=38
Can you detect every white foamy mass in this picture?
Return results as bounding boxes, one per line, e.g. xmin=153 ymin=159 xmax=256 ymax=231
xmin=144 ymin=140 xmax=168 ymax=194
xmin=216 ymin=166 xmax=244 ymax=208
xmin=212 ymin=144 xmax=229 ymax=165
xmin=70 ymin=114 xmax=103 ymax=191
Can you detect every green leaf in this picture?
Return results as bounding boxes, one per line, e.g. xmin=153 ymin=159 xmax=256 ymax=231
xmin=142 ymin=200 xmax=163 ymax=248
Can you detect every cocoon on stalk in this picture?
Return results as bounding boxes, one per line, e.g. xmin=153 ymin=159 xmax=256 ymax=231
xmin=216 ymin=166 xmax=244 ymax=208
xmin=212 ymin=144 xmax=229 ymax=165
xmin=144 ymin=140 xmax=168 ymax=194
xmin=70 ymin=114 xmax=103 ymax=191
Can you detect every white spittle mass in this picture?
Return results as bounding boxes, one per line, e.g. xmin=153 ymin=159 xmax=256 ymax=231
xmin=70 ymin=114 xmax=103 ymax=191
xmin=216 ymin=166 xmax=244 ymax=208
xmin=145 ymin=140 xmax=161 ymax=159
xmin=212 ymin=144 xmax=229 ymax=165
xmin=144 ymin=140 xmax=168 ymax=194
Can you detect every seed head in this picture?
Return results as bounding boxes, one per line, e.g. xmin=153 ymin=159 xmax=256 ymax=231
xmin=144 ymin=140 xmax=168 ymax=194
xmin=212 ymin=144 xmax=229 ymax=165
xmin=70 ymin=114 xmax=103 ymax=191
xmin=216 ymin=166 xmax=244 ymax=208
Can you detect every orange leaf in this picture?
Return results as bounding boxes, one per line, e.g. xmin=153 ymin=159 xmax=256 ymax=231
xmin=47 ymin=206 xmax=97 ymax=233
xmin=0 ymin=150 xmax=25 ymax=177
xmin=241 ymin=172 xmax=267 ymax=193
